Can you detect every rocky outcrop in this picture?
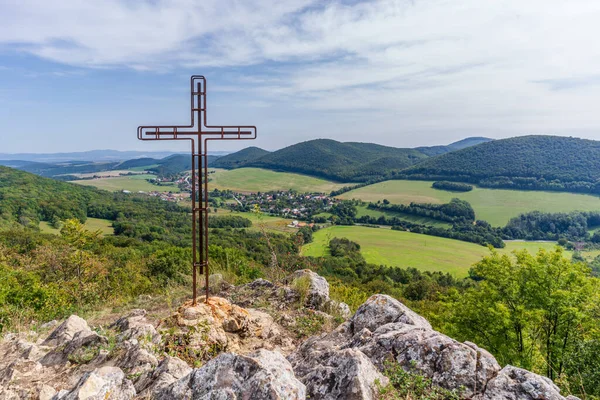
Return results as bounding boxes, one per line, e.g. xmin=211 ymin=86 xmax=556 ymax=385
xmin=292 ymin=347 xmax=386 ymax=400
xmin=155 ymin=349 xmax=305 ymax=400
xmin=42 ymin=315 xmax=92 ymax=347
xmin=482 ymin=365 xmax=570 ymax=400
xmin=0 ymin=271 xmax=580 ymax=400
xmin=286 ymin=269 xmax=351 ymax=317
xmin=161 ymin=296 xmax=296 ymax=358
xmin=289 ymin=294 xmax=574 ymax=400
xmin=135 ymin=356 xmax=192 ymax=396
xmin=53 ymin=366 xmax=135 ymax=400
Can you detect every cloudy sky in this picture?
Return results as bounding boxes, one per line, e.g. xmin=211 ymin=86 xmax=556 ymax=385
xmin=1 ymin=0 xmax=600 ymax=153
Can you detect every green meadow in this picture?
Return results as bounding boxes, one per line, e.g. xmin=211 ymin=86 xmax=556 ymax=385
xmin=338 ymin=180 xmax=600 ymax=226
xmin=301 ymin=225 xmax=565 ymax=277
xmin=208 ymin=168 xmax=346 ymax=193
xmin=71 ymin=174 xmax=180 ymax=193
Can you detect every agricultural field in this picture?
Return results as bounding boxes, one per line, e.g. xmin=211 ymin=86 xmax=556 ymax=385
xmin=301 ymin=225 xmax=568 ymax=277
xmin=39 ymin=217 xmax=114 ymax=236
xmin=338 ymin=180 xmax=600 ymax=226
xmin=66 ymin=170 xmax=146 ymax=178
xmin=355 ymin=205 xmax=451 ymax=229
xmin=70 ymin=174 xmax=180 ymax=193
xmin=208 ymin=168 xmax=346 ymax=193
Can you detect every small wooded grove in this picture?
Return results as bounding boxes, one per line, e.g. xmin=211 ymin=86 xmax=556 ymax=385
xmin=431 ymin=181 xmax=473 ymax=192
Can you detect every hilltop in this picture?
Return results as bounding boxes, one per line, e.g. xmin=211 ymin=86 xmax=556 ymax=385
xmin=210 ymin=137 xmax=492 ymax=182
xmin=217 ymin=139 xmax=428 ymax=182
xmin=402 ymin=135 xmax=600 ymax=193
xmin=211 ymin=146 xmax=270 ymax=169
xmin=0 ymin=271 xmax=576 ymax=400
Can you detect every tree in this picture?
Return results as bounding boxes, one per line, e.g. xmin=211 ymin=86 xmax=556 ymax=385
xmin=445 ymin=248 xmax=596 ymax=381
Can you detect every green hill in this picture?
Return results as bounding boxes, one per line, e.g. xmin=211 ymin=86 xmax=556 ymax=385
xmin=241 ymin=139 xmax=428 ymax=182
xmin=0 ymin=166 xmax=190 ymax=242
xmin=210 ymin=137 xmax=492 ymax=182
xmin=403 ymin=135 xmax=600 ymax=193
xmin=211 ymin=147 xmax=270 ymax=169
xmin=416 ymin=137 xmax=493 ymax=156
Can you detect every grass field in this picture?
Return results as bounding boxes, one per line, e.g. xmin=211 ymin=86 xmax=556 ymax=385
xmin=70 ymin=174 xmax=180 ymax=193
xmin=40 ymin=218 xmax=114 ymax=236
xmin=339 ymin=180 xmax=600 ymax=226
xmin=355 ymin=205 xmax=451 ymax=229
xmin=301 ymin=225 xmax=567 ymax=276
xmin=208 ymin=168 xmax=346 ymax=193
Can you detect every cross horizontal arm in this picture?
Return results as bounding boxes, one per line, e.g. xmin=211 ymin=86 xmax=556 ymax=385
xmin=138 ymin=126 xmax=256 ymax=141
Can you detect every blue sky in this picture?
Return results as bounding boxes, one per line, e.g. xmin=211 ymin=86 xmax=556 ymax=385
xmin=1 ymin=0 xmax=600 ymax=153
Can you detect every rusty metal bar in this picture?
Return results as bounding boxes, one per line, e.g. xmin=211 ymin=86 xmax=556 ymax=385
xmin=137 ymin=76 xmax=257 ymax=305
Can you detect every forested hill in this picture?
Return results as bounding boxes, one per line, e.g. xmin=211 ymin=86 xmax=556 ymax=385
xmin=211 ymin=146 xmax=270 ymax=169
xmin=403 ymin=135 xmax=600 ymax=193
xmin=0 ymin=166 xmax=190 ymax=243
xmin=215 ymin=139 xmax=429 ymax=182
xmin=210 ymin=137 xmax=492 ymax=182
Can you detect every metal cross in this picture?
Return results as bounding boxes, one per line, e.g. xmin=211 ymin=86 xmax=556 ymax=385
xmin=137 ymin=75 xmax=257 ymax=305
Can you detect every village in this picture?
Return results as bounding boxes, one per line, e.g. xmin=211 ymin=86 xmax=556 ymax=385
xmin=208 ymin=188 xmax=340 ymax=221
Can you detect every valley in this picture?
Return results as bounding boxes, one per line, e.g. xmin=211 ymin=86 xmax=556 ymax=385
xmin=337 ymin=179 xmax=600 ymax=226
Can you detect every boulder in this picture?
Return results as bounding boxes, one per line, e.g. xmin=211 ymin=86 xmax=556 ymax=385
xmin=114 ymin=339 xmax=158 ymax=376
xmin=135 ymin=356 xmax=192 ymax=396
xmin=40 ymin=331 xmax=107 ymax=366
xmin=292 ymin=347 xmax=386 ymax=400
xmin=155 ymin=349 xmax=305 ymax=400
xmin=482 ymin=365 xmax=569 ymax=400
xmin=53 ymin=366 xmax=135 ymax=400
xmin=288 ymin=269 xmax=330 ymax=310
xmin=351 ymin=294 xmax=431 ymax=332
xmin=110 ymin=309 xmax=160 ymax=344
xmin=42 ymin=315 xmax=92 ymax=347
xmin=355 ymin=322 xmax=500 ymax=398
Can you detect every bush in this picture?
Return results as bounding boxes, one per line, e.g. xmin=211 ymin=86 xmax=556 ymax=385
xmin=148 ymin=246 xmax=191 ymax=284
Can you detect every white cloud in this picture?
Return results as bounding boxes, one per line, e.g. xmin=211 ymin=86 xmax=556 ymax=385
xmin=2 ymin=0 xmax=600 ymax=147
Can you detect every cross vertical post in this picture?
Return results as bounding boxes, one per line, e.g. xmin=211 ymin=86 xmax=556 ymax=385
xmin=137 ymin=76 xmax=257 ymax=305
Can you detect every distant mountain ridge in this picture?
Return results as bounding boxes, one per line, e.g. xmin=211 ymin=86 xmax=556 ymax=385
xmin=211 ymin=137 xmax=492 ymax=182
xmin=416 ymin=137 xmax=493 ymax=156
xmin=0 ymin=150 xmax=229 ymax=163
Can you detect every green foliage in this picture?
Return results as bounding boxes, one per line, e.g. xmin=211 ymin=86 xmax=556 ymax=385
xmin=378 ymin=361 xmax=460 ymax=400
xmin=148 ymin=247 xmax=191 ymax=284
xmin=296 ymin=226 xmax=314 ymax=244
xmin=208 ymin=215 xmax=252 ymax=228
xmin=293 ymin=312 xmax=326 ymax=338
xmin=504 ymin=211 xmax=600 ymax=241
xmin=432 ymin=181 xmax=473 ymax=192
xmin=444 ymin=248 xmax=598 ymax=386
xmin=369 ymin=198 xmax=475 ymax=223
xmin=329 ymin=237 xmax=361 ymax=257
